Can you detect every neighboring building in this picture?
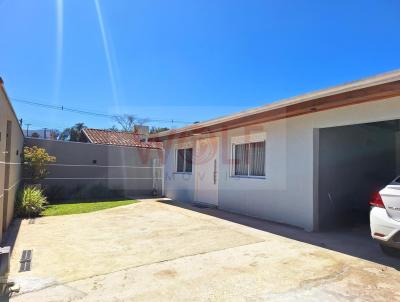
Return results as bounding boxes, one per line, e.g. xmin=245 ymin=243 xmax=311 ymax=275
xmin=25 ymin=137 xmax=164 ymax=199
xmin=0 ymin=78 xmax=24 ymax=239
xmin=25 ymin=129 xmax=59 ymax=140
xmin=24 ymin=128 xmax=164 ymax=200
xmin=82 ymin=128 xmax=162 ymax=149
xmin=150 ymin=70 xmax=400 ymax=231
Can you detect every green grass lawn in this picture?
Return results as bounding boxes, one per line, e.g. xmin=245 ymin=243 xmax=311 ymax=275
xmin=41 ymin=199 xmax=138 ymax=216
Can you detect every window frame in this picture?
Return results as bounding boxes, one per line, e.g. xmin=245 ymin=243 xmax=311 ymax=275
xmin=175 ymin=147 xmax=193 ymax=174
xmin=231 ymin=134 xmax=266 ymax=179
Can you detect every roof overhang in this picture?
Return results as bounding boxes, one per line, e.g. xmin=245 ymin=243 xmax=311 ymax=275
xmin=149 ymin=70 xmax=400 ymax=141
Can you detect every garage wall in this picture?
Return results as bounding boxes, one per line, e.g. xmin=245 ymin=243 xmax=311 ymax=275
xmin=24 ymin=138 xmax=164 ymax=199
xmin=162 ymin=95 xmax=400 ymax=231
xmin=318 ymin=123 xmax=397 ymax=229
xmin=0 ymin=81 xmax=24 ymax=238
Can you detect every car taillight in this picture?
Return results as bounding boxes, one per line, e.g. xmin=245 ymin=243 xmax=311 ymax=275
xmin=369 ymin=192 xmax=385 ymax=208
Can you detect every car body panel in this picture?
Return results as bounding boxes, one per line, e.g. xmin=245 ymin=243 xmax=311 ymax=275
xmin=370 ymin=177 xmax=400 ymax=250
xmin=370 ymin=207 xmax=400 ymax=249
xmin=380 ymin=183 xmax=400 ymax=222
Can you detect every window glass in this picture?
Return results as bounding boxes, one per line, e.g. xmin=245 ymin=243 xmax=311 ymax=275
xmin=176 ymin=147 xmax=193 ymax=173
xmin=234 ymin=143 xmax=249 ymax=175
xmin=177 ymin=149 xmax=185 ymax=172
xmin=233 ymin=141 xmax=265 ymax=177
xmin=185 ymin=148 xmax=193 ymax=172
xmin=250 ymin=141 xmax=265 ymax=176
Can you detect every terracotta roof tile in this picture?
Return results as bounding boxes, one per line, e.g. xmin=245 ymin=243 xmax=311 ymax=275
xmin=82 ymin=128 xmax=162 ymax=149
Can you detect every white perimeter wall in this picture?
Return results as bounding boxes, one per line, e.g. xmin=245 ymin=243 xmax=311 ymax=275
xmin=163 ymin=96 xmax=400 ymax=230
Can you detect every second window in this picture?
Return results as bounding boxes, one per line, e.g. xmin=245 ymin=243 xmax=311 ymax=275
xmin=176 ymin=148 xmax=193 ymax=173
xmin=233 ymin=141 xmax=265 ymax=177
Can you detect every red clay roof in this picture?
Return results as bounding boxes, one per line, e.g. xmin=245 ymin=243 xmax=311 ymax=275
xmin=82 ymin=128 xmax=162 ymax=149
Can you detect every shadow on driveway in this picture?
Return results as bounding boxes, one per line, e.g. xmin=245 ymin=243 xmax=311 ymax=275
xmin=2 ymin=219 xmax=22 ymax=255
xmin=1 ymin=219 xmax=22 ymax=302
xmin=156 ymin=199 xmax=400 ymax=270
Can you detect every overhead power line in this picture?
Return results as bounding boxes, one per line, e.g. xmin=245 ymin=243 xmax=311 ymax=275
xmin=11 ymin=97 xmax=194 ymax=125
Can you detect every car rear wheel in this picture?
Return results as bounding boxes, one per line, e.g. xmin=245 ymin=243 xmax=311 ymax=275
xmin=380 ymin=244 xmax=400 ymax=258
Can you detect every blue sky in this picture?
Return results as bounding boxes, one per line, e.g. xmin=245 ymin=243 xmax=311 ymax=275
xmin=0 ymin=0 xmax=400 ymax=131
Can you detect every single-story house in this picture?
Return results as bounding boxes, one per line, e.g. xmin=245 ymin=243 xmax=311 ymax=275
xmin=149 ymin=70 xmax=400 ymax=231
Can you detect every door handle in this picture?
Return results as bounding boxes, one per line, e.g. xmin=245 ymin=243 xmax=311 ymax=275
xmin=213 ymin=159 xmax=217 ymax=184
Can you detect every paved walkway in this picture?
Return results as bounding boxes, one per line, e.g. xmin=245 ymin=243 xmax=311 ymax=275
xmin=6 ymin=199 xmax=400 ymax=301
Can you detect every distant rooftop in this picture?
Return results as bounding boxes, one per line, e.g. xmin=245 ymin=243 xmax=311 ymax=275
xmin=82 ymin=128 xmax=162 ymax=149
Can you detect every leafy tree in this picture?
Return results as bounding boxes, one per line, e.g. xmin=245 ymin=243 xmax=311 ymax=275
xmin=49 ymin=129 xmax=60 ymax=140
xmin=23 ymin=146 xmax=56 ymax=183
xmin=31 ymin=132 xmax=40 ymax=138
xmin=150 ymin=126 xmax=170 ymax=134
xmin=60 ymin=123 xmax=87 ymax=141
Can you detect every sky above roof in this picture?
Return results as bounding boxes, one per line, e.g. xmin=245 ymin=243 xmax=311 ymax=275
xmin=1 ymin=0 xmax=400 ymax=132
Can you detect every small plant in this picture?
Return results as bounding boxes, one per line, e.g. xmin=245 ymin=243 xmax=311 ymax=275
xmin=16 ymin=186 xmax=47 ymax=217
xmin=45 ymin=185 xmax=67 ymax=202
xmin=70 ymin=184 xmax=86 ymax=200
xmin=87 ymin=183 xmax=124 ymax=200
xmin=23 ymin=146 xmax=56 ymax=183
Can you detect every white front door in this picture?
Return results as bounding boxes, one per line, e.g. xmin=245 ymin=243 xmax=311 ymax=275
xmin=195 ymin=137 xmax=219 ymax=206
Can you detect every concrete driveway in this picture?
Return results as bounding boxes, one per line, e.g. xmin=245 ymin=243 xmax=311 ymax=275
xmin=7 ymin=199 xmax=400 ymax=302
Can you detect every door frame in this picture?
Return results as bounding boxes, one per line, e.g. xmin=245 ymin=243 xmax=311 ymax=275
xmin=194 ymin=136 xmax=220 ymax=206
xmin=312 ymin=128 xmax=320 ymax=232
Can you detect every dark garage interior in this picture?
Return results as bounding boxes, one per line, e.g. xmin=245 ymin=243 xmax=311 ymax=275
xmin=318 ymin=119 xmax=400 ymax=231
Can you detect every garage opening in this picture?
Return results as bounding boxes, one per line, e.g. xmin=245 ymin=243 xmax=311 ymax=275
xmin=317 ymin=119 xmax=400 ymax=231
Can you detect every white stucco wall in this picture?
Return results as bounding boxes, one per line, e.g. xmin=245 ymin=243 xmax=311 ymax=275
xmin=163 ymin=96 xmax=400 ymax=230
xmin=164 ymin=138 xmax=196 ymax=202
xmin=0 ymin=85 xmax=24 ymax=237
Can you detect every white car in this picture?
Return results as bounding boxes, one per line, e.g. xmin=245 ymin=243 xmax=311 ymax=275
xmin=370 ymin=176 xmax=400 ymax=255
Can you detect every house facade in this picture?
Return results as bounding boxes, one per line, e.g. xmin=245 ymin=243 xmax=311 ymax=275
xmin=150 ymin=70 xmax=400 ymax=231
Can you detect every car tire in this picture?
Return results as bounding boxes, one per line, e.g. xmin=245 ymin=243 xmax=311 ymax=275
xmin=380 ymin=244 xmax=400 ymax=258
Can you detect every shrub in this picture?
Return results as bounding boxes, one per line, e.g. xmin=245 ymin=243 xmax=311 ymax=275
xmin=86 ymin=184 xmax=108 ymax=199
xmin=69 ymin=184 xmax=86 ymax=200
xmin=87 ymin=183 xmax=124 ymax=199
xmin=23 ymin=146 xmax=56 ymax=184
xmin=45 ymin=185 xmax=67 ymax=202
xmin=16 ymin=186 xmax=47 ymax=217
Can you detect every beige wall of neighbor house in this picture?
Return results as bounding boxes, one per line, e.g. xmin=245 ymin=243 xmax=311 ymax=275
xmin=162 ymin=96 xmax=400 ymax=231
xmin=24 ymin=138 xmax=164 ymax=199
xmin=0 ymin=80 xmax=24 ymax=238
